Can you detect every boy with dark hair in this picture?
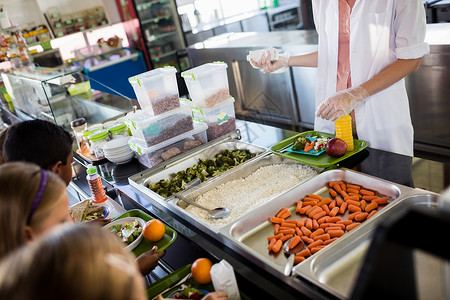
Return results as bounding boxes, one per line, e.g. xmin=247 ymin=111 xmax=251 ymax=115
xmin=2 ymin=119 xmax=74 ymax=185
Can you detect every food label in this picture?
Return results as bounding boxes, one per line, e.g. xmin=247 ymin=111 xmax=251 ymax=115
xmin=217 ymin=111 xmax=228 ymax=125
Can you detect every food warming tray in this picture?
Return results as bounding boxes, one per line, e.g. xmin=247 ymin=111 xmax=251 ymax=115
xmin=218 ymin=169 xmax=418 ymax=281
xmin=166 ymin=153 xmax=322 ymax=234
xmin=128 ymin=138 xmax=269 ymax=203
xmin=293 ymin=189 xmax=440 ymax=299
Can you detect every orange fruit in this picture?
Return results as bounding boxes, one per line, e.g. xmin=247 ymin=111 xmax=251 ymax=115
xmin=191 ymin=258 xmax=213 ymax=285
xmin=143 ymin=219 xmax=166 ymax=242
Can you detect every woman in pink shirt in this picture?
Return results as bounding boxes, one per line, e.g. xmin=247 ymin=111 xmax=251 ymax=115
xmin=252 ymin=0 xmax=429 ymax=156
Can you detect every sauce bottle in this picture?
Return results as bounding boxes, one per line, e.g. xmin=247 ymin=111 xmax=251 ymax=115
xmin=86 ymin=165 xmax=107 ymax=203
xmin=335 ymin=115 xmax=354 ymax=151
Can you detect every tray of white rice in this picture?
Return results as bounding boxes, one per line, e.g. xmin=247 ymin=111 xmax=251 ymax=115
xmin=167 ymin=153 xmax=321 ymax=233
xmin=128 ymin=138 xmax=268 ymax=203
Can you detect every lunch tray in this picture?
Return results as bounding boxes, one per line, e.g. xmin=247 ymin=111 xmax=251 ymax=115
xmin=146 ymin=264 xmax=251 ymax=299
xmin=146 ymin=264 xmax=214 ymax=299
xmin=112 ymin=209 xmax=177 ymax=257
xmin=270 ymin=130 xmax=369 ymax=168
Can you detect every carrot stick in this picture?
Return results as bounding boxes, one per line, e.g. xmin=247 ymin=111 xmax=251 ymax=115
xmin=270 ymin=217 xmax=284 ymax=224
xmin=360 ymin=189 xmax=375 ymax=196
xmin=329 ymin=188 xmax=337 ymax=197
xmin=271 ymin=239 xmax=283 ymax=253
xmin=308 ymin=194 xmax=323 ymax=201
xmin=276 ymin=208 xmax=288 ymax=218
xmin=268 ymin=238 xmax=277 ymax=251
xmin=289 ymin=235 xmax=302 ymax=249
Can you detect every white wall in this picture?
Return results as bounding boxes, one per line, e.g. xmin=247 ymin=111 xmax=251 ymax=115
xmin=1 ymin=0 xmax=47 ymax=28
xmin=36 ymin=0 xmax=104 ymax=16
xmin=0 ymin=0 xmax=121 ymax=29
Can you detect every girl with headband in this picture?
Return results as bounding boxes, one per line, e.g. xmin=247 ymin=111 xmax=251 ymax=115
xmin=0 ymin=161 xmax=69 ymax=260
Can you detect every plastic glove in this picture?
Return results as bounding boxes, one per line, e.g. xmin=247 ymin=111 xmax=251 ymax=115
xmin=316 ymin=85 xmax=370 ymax=121
xmin=248 ymin=49 xmax=289 ymax=74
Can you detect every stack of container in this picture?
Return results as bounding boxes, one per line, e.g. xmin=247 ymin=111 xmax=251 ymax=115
xmin=182 ymin=62 xmax=236 ymax=141
xmin=127 ymin=66 xmax=208 ymax=168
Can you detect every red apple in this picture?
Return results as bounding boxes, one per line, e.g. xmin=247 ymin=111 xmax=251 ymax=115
xmin=326 ymin=138 xmax=347 ymax=157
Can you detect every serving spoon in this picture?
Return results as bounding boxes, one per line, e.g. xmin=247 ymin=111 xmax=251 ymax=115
xmin=283 ymin=237 xmax=306 ymax=276
xmin=173 ymin=192 xmax=231 ymax=219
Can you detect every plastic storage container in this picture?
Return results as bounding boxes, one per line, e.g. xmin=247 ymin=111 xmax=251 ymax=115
xmin=86 ymin=164 xmax=107 ymax=203
xmin=124 ymin=103 xmax=193 ymax=147
xmin=70 ymin=117 xmax=87 ymax=150
xmin=128 ymin=66 xmax=180 ymax=115
xmin=108 ymin=123 xmax=129 ymax=139
xmin=88 ymin=129 xmax=111 ymax=159
xmin=128 ymin=122 xmax=208 ymax=168
xmin=182 ymin=62 xmax=230 ymax=108
xmin=192 ymin=97 xmax=236 ymax=140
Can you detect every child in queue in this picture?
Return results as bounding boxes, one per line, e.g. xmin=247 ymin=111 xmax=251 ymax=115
xmin=0 ymin=163 xmax=228 ymax=300
xmin=0 ymin=162 xmax=69 ymax=260
xmin=0 ymin=223 xmax=149 ymax=300
xmin=0 ymin=119 xmax=166 ymax=275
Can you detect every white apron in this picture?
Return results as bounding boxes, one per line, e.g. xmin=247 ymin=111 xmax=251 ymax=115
xmin=312 ymin=0 xmax=429 ymax=156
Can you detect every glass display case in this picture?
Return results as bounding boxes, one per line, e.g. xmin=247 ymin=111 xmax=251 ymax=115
xmin=1 ymin=65 xmax=136 ymax=132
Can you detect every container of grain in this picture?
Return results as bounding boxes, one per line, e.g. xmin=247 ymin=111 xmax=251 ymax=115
xmin=124 ymin=101 xmax=193 ymax=147
xmin=192 ymin=97 xmax=236 ymax=140
xmin=169 ymin=153 xmax=320 ymax=233
xmin=182 ymin=62 xmax=230 ymax=108
xmin=128 ymin=122 xmax=208 ymax=168
xmin=129 ymin=66 xmax=180 ymax=116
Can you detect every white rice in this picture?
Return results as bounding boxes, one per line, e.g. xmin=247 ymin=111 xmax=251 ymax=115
xmin=185 ymin=163 xmax=318 ymax=226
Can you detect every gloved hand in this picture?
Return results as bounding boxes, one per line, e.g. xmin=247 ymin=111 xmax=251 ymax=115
xmin=316 ymin=85 xmax=370 ymax=121
xmin=248 ymin=49 xmax=290 ymax=74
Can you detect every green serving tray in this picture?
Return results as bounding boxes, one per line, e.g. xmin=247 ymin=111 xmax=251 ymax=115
xmin=112 ymin=209 xmax=177 ymax=257
xmin=270 ymin=130 xmax=369 ymax=168
xmin=146 ymin=264 xmax=192 ymax=299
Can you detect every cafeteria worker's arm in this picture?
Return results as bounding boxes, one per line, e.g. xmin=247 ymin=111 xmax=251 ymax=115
xmin=316 ymin=57 xmax=422 ymax=121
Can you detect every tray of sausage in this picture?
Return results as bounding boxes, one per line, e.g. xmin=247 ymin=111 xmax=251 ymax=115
xmin=218 ymin=169 xmax=419 ymax=283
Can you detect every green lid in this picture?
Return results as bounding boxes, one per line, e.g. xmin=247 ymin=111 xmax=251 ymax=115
xmin=108 ymin=123 xmax=127 ymax=134
xmin=86 ymin=165 xmax=97 ymax=175
xmin=88 ymin=129 xmax=109 ymax=142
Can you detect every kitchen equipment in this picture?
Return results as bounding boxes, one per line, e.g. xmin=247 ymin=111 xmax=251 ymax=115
xmin=173 ymin=192 xmax=231 ymax=219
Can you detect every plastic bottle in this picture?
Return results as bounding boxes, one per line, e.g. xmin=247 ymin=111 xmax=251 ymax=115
xmin=335 ymin=115 xmax=354 ymax=151
xmin=86 ymin=165 xmax=107 ymax=203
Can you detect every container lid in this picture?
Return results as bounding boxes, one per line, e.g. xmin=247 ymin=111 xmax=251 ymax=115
xmin=181 ymin=62 xmax=227 ymax=81
xmin=191 ymin=97 xmax=235 ymax=121
xmin=108 ymin=123 xmax=127 ymax=134
xmin=128 ymin=122 xmax=208 ymax=155
xmin=83 ymin=128 xmax=100 ymax=138
xmin=71 ymin=117 xmax=86 ymax=128
xmin=128 ymin=66 xmax=177 ymax=87
xmin=86 ymin=164 xmax=97 ymax=175
xmin=88 ymin=129 xmax=109 ymax=141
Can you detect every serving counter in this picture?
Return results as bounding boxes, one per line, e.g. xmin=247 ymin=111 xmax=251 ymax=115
xmin=68 ymin=119 xmax=450 ymax=300
xmin=1 ymin=62 xmax=449 ymax=299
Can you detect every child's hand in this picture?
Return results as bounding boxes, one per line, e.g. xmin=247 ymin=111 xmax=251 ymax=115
xmin=202 ymin=291 xmax=228 ymax=300
xmin=136 ymin=246 xmax=166 ymax=275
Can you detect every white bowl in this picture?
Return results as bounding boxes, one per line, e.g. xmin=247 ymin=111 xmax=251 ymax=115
xmin=105 ymin=152 xmax=135 ymax=164
xmin=103 ymin=217 xmax=145 ymax=250
xmin=103 ymin=137 xmax=132 ymax=150
xmin=104 ymin=147 xmax=133 ymax=156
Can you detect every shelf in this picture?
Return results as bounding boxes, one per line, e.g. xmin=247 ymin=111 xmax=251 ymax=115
xmin=141 ymin=15 xmax=172 ymax=25
xmin=150 ymin=50 xmax=177 ymax=62
xmin=146 ymin=31 xmax=177 ymax=42
xmin=136 ymin=0 xmax=170 ymax=11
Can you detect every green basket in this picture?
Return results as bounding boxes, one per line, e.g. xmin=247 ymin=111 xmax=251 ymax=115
xmin=40 ymin=39 xmax=52 ymax=51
